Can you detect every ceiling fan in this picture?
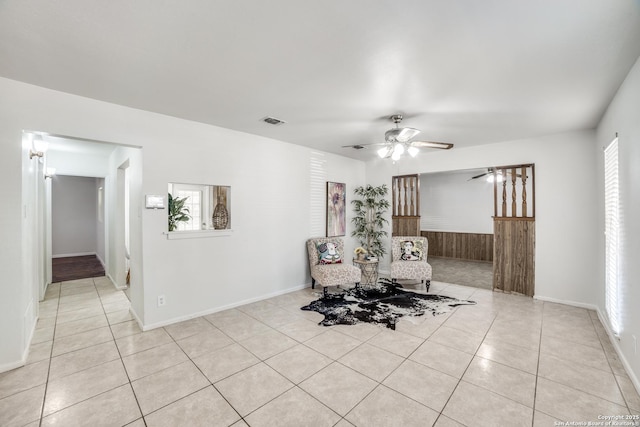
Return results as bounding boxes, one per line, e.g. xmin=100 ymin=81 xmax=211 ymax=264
xmin=469 ymin=168 xmax=497 ymax=181
xmin=468 ymin=168 xmax=525 ymax=182
xmin=343 ymin=115 xmax=454 ymax=160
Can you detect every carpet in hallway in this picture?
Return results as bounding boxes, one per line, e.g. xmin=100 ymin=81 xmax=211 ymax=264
xmin=52 ymin=255 xmax=105 ymax=283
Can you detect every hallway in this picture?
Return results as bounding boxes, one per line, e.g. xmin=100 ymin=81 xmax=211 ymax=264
xmin=0 ymin=277 xmax=135 ymax=425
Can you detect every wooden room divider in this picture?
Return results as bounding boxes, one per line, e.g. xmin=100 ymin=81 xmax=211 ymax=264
xmin=392 ymin=166 xmax=536 ymax=297
xmin=492 ymin=164 xmax=536 ymax=296
xmin=391 ymin=174 xmax=420 ymax=236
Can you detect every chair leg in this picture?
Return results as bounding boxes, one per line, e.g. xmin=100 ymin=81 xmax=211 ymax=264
xmin=312 ymin=278 xmax=315 ymax=289
xmin=425 ymin=280 xmax=431 ymax=292
xmin=355 ymin=282 xmax=360 ymax=290
xmin=323 ymin=286 xmax=328 ymax=297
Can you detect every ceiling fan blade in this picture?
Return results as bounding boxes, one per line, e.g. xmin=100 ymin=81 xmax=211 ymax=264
xmin=410 ymin=141 xmax=454 ymax=150
xmin=396 ymin=127 xmax=420 ymax=143
xmin=341 ymin=142 xmax=389 ymax=149
xmin=469 ymin=172 xmax=489 ymax=180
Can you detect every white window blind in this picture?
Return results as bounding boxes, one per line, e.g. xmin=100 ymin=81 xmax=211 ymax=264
xmin=310 ymin=152 xmax=327 ymax=237
xmin=604 ymin=138 xmax=620 ymax=335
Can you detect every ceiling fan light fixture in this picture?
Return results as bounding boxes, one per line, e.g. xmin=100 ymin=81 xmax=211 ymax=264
xmin=377 ymin=146 xmax=391 ymax=158
xmin=487 ymin=171 xmax=504 ymax=183
xmin=391 ymin=143 xmax=404 ymax=161
xmin=343 ymin=113 xmax=454 ymax=159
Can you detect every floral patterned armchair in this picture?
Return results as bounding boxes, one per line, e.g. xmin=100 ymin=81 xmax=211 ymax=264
xmin=307 ymin=237 xmax=361 ymax=296
xmin=390 ymin=235 xmax=432 ymax=291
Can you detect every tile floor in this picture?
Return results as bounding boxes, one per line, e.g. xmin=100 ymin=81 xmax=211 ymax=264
xmin=1 ymin=277 xmax=639 ymax=426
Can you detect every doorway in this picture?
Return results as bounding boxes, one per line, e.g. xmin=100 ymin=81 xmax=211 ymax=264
xmin=412 ymin=169 xmax=495 ymax=290
xmin=116 ymin=160 xmax=133 ymax=298
xmin=37 ymin=133 xmax=142 ymax=301
xmin=394 ymin=165 xmax=536 ymax=295
xmin=51 ymin=175 xmax=105 ymax=282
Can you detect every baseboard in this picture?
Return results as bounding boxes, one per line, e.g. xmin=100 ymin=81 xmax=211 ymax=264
xmin=0 ymin=358 xmax=27 ymax=374
xmin=596 ymin=308 xmax=640 ymax=397
xmin=532 ymin=294 xmax=599 ymax=311
xmin=534 ymin=295 xmax=640 ymax=396
xmin=130 ymin=306 xmax=144 ymax=331
xmin=106 ymin=273 xmax=126 ymax=290
xmin=96 ymin=254 xmax=106 ymax=270
xmin=52 ymin=252 xmax=97 ymax=258
xmin=0 ymin=316 xmax=37 ymax=374
xmin=141 ymin=283 xmax=311 ymax=331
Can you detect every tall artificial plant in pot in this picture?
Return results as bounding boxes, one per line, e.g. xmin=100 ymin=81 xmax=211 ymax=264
xmin=351 ymin=184 xmax=390 ymax=259
xmin=168 ymin=193 xmax=191 ymax=231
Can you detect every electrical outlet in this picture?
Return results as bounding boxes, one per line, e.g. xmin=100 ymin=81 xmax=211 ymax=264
xmin=157 ymin=295 xmax=166 ymax=307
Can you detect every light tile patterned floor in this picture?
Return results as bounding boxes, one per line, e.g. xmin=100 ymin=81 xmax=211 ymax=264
xmin=1 ymin=276 xmax=639 ymax=426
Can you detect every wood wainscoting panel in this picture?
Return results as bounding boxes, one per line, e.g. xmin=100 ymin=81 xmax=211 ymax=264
xmin=493 ymin=218 xmax=535 ymax=296
xmin=393 ymin=216 xmax=420 ymax=236
xmin=421 ymin=231 xmax=493 ymax=261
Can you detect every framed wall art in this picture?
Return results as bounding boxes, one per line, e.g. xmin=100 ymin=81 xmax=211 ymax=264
xmin=326 ymin=181 xmax=346 ymax=237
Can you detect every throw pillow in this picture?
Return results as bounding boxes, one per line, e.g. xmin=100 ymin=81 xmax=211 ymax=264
xmin=400 ymin=240 xmax=424 ymax=261
xmin=317 ymin=242 xmax=342 ymax=264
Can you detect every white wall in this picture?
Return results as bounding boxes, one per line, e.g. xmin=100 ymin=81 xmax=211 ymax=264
xmin=367 ymin=129 xmax=600 ymax=307
xmin=47 ymin=150 xmax=110 ymax=178
xmin=0 ymin=128 xmax=22 ymax=371
xmin=141 ymin=140 xmax=364 ymax=327
xmin=0 ymin=76 xmax=365 ymax=369
xmin=52 ymin=175 xmax=99 ymax=257
xmin=596 ymin=56 xmax=640 ymax=387
xmin=420 ymin=170 xmax=494 ymax=233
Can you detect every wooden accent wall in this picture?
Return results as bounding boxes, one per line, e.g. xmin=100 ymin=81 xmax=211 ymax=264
xmin=493 ymin=218 xmax=535 ymax=296
xmin=393 ymin=217 xmax=420 ymax=236
xmin=492 ymin=163 xmax=536 ymax=296
xmin=392 ymin=174 xmax=420 ymax=236
xmin=421 ymin=231 xmax=493 ymax=261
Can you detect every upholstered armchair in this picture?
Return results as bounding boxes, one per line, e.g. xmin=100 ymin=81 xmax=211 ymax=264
xmin=307 ymin=237 xmax=361 ymax=296
xmin=390 ymin=235 xmax=432 ymax=291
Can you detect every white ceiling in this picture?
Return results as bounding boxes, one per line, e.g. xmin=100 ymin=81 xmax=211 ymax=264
xmin=2 ymin=1 xmax=639 ymax=160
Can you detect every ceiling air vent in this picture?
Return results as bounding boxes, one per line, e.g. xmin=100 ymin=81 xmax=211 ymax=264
xmin=261 ymin=116 xmax=286 ymax=126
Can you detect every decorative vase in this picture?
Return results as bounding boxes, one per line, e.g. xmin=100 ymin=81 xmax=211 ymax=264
xmin=212 ymin=203 xmax=229 ymax=229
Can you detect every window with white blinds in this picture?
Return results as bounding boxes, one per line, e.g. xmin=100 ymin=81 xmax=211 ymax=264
xmin=604 ymin=138 xmax=620 ymax=335
xmin=310 ymin=152 xmax=327 ymax=237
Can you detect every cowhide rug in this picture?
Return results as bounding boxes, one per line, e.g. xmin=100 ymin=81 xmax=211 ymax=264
xmin=301 ymin=281 xmax=476 ymax=330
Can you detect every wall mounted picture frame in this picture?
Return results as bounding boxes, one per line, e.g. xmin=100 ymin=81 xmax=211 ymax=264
xmin=326 ymin=181 xmax=346 ymax=237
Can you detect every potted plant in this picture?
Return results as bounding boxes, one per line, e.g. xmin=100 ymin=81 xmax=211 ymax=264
xmin=168 ymin=193 xmax=191 ymax=231
xmin=351 ymin=184 xmax=390 ymax=259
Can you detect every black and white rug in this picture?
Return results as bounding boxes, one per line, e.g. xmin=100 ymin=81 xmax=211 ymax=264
xmin=301 ymin=281 xmax=476 ymax=330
